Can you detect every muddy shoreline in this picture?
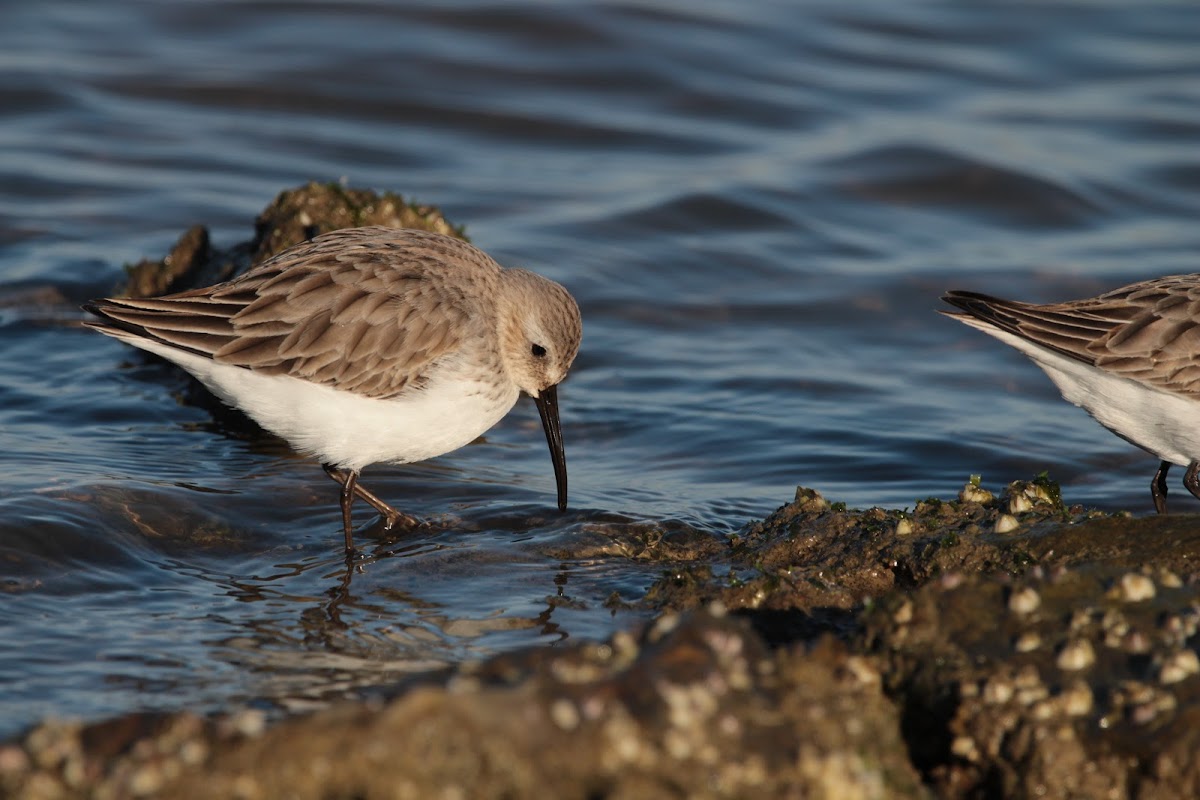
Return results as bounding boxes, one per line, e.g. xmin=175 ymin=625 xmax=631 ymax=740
xmin=7 ymin=186 xmax=1198 ymax=799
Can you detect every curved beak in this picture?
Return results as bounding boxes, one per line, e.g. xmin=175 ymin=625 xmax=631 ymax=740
xmin=534 ymin=384 xmax=568 ymax=512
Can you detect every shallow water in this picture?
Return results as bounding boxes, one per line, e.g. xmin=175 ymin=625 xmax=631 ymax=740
xmin=1 ymin=0 xmax=1198 ymax=737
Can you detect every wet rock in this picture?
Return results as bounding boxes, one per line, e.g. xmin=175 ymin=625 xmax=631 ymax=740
xmin=859 ymin=563 xmax=1200 ymax=798
xmin=251 ymin=181 xmax=464 ymax=264
xmin=619 ymin=478 xmax=1200 ymax=797
xmin=122 ymin=224 xmax=216 ymax=298
xmin=645 ymin=478 xmax=1200 ymax=622
xmin=1 ymin=610 xmax=924 ymax=799
xmin=653 ymin=479 xmax=1077 ymax=615
xmin=541 ymin=517 xmax=728 ymax=565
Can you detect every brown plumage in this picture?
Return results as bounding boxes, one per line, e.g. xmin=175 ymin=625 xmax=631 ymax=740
xmin=944 ymin=276 xmax=1200 ymax=399
xmin=85 ymin=227 xmax=501 ymax=399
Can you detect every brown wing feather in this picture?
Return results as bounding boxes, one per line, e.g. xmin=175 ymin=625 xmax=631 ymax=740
xmin=944 ymin=274 xmax=1200 ymax=399
xmin=86 ymin=227 xmax=499 ymax=399
xmin=1090 ymin=277 xmax=1200 ymax=398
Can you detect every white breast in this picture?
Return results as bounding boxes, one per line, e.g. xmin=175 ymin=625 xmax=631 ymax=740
xmin=117 ymin=335 xmax=521 ymax=471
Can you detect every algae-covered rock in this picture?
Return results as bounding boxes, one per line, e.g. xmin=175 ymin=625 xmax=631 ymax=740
xmin=251 ymin=181 xmax=465 ymax=264
xmin=643 ymin=478 xmax=1087 ymax=615
xmin=121 ymin=225 xmax=215 ymax=298
xmin=860 ymin=558 xmax=1200 ymax=799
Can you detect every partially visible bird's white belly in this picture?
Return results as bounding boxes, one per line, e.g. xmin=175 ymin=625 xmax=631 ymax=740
xmin=986 ymin=328 xmax=1200 ymax=466
xmin=128 ymin=340 xmax=520 ymax=471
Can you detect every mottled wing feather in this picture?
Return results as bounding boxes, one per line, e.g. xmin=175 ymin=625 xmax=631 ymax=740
xmin=87 ymin=227 xmax=496 ymax=399
xmin=1090 ymin=278 xmax=1200 ymax=398
xmin=944 ymin=274 xmax=1200 ymax=399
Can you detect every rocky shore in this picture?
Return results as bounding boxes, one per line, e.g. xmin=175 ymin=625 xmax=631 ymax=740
xmin=6 ymin=185 xmax=1198 ymax=799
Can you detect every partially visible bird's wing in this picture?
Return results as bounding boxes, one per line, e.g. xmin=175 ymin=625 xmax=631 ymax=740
xmin=85 ymin=227 xmax=497 ymax=399
xmin=942 ymin=274 xmax=1200 ymax=399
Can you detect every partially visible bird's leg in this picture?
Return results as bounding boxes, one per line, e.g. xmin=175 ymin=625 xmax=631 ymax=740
xmin=1152 ymin=460 xmax=1171 ymax=514
xmin=1181 ymin=461 xmax=1200 ymax=507
xmin=323 ymin=465 xmax=361 ymax=554
xmin=322 ymin=465 xmax=419 ymax=536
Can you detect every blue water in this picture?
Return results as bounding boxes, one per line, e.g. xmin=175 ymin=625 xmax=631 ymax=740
xmin=1 ymin=0 xmax=1198 ymax=737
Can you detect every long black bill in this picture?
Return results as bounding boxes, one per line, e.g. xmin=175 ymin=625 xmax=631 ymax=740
xmin=534 ymin=384 xmax=568 ymax=512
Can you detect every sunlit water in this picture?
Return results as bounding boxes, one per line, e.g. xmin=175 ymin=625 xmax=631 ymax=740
xmin=1 ymin=0 xmax=1198 ymax=737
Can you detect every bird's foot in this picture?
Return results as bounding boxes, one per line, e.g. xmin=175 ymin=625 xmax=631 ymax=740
xmin=380 ymin=509 xmax=422 ymax=531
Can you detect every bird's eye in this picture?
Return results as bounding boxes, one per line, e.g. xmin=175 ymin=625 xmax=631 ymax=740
xmin=531 ymin=343 xmax=547 ymax=358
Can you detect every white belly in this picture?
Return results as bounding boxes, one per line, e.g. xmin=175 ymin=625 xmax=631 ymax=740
xmin=967 ymin=323 xmax=1200 ymax=466
xmin=121 ymin=336 xmax=520 ymax=471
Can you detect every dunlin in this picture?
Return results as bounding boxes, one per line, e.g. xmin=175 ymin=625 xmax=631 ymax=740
xmin=942 ymin=277 xmax=1200 ymax=513
xmin=85 ymin=226 xmax=583 ymax=552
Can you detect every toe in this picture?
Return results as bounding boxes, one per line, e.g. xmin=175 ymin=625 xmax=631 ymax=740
xmin=381 ymin=511 xmax=421 ymax=531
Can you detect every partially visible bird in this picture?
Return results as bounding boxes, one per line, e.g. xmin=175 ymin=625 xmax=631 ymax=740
xmin=942 ymin=276 xmax=1200 ymax=514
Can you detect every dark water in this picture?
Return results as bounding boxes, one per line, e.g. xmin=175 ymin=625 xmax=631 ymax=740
xmin=2 ymin=0 xmax=1198 ymax=736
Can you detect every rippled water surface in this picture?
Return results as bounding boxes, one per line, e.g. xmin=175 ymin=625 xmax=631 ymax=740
xmin=1 ymin=0 xmax=1198 ymax=736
